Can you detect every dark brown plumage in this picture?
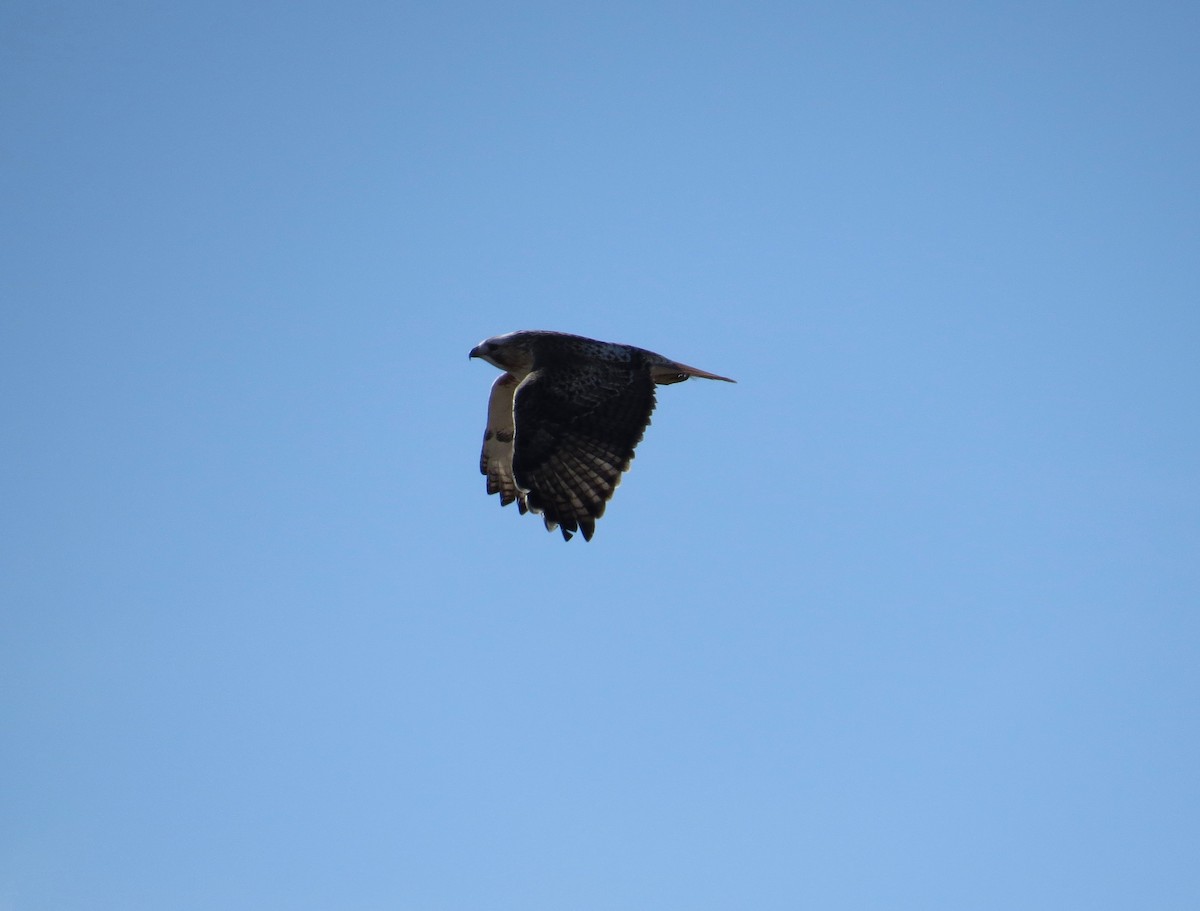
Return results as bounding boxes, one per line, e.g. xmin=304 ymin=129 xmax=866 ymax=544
xmin=470 ymin=330 xmax=734 ymax=541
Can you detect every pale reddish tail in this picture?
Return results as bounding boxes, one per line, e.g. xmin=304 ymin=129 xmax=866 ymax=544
xmin=651 ymin=358 xmax=736 ymax=385
xmin=678 ymin=362 xmax=736 ymax=383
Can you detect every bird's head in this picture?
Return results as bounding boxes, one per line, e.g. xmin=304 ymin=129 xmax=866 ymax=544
xmin=469 ymin=331 xmax=536 ymax=375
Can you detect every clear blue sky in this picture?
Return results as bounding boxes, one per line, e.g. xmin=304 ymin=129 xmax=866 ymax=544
xmin=2 ymin=2 xmax=1198 ymax=908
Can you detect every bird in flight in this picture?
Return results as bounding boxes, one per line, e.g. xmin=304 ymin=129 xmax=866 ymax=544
xmin=470 ymin=330 xmax=735 ymax=541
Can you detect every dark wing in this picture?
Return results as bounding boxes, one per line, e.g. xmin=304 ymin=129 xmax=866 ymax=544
xmin=479 ymin=373 xmax=527 ymax=513
xmin=511 ymin=356 xmax=655 ymax=541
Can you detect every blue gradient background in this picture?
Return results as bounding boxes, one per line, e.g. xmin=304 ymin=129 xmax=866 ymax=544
xmin=3 ymin=2 xmax=1197 ymax=909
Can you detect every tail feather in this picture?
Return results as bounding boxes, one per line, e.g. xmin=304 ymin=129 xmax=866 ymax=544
xmin=677 ymin=362 xmax=736 ymax=383
xmin=651 ymin=359 xmax=736 ymax=385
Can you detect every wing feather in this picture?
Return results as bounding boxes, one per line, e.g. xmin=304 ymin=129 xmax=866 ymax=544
xmin=512 ymin=358 xmax=656 ymax=541
xmin=479 ymin=373 xmax=525 ymax=511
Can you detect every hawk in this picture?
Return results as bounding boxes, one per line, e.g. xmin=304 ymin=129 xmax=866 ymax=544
xmin=469 ymin=330 xmax=735 ymax=541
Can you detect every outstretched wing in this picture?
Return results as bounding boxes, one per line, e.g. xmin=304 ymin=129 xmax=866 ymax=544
xmin=479 ymin=373 xmax=527 ymax=513
xmin=511 ymin=357 xmax=656 ymax=541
